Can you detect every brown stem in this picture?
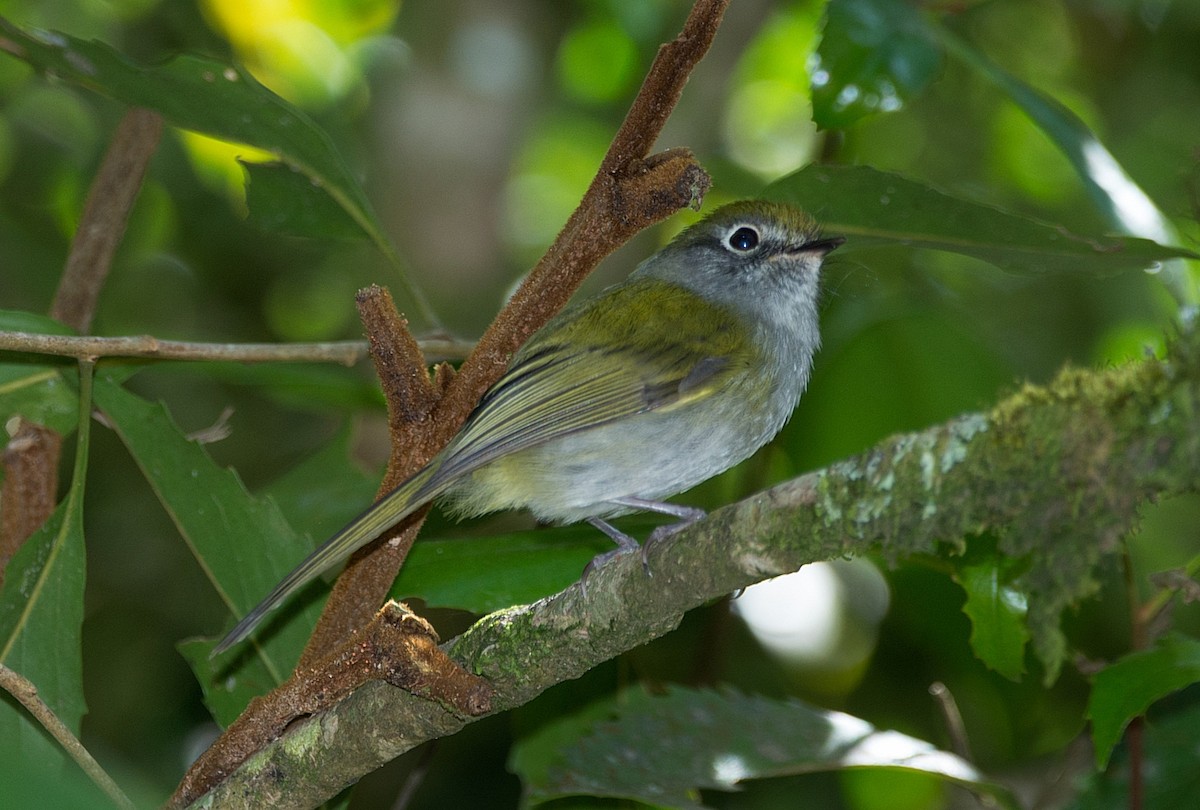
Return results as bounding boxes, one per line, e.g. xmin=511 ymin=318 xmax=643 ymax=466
xmin=50 ymin=107 xmax=162 ymax=333
xmin=173 ymin=604 xmax=491 ymax=807
xmin=1122 ymin=552 xmax=1145 ymax=810
xmin=295 ymin=0 xmax=724 ymax=668
xmin=0 ymin=420 xmax=63 ymax=584
xmin=178 ymin=0 xmax=727 ymax=802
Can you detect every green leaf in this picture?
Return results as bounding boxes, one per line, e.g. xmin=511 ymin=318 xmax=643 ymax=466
xmin=91 ymin=377 xmax=323 ymax=721
xmin=0 ymin=309 xmax=74 ymax=337
xmin=242 ymin=160 xmax=370 ymax=241
xmin=0 ymin=311 xmax=79 ymax=435
xmin=811 ymin=0 xmax=943 ymax=128
xmin=1087 ymin=633 xmax=1200 ymax=768
xmin=391 ymin=524 xmax=608 ymax=614
xmin=260 ymin=422 xmax=380 ymax=547
xmin=513 ymin=686 xmax=1018 ymax=809
xmin=764 ymin=164 xmax=1197 ymax=275
xmin=189 ymin=361 xmax=384 ymax=411
xmin=955 ymin=557 xmax=1029 ymax=680
xmin=1070 ymin=701 xmax=1200 ymax=809
xmin=935 ymin=25 xmax=1195 ymax=305
xmin=0 ymin=17 xmax=438 ymax=327
xmin=0 ymin=362 xmax=91 ymax=777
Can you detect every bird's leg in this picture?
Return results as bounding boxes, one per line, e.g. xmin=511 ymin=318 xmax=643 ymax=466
xmin=608 ymin=497 xmax=707 ymax=572
xmin=581 ymin=517 xmax=642 ymax=593
xmin=580 ymin=500 xmax=707 ymax=594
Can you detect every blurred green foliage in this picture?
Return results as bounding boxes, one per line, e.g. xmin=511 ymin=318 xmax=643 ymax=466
xmin=0 ymin=0 xmax=1198 ymax=808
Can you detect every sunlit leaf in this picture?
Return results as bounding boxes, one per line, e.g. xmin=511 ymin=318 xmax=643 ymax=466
xmin=513 ymin=686 xmax=1018 ymax=809
xmin=811 ymin=0 xmax=942 ymax=128
xmin=765 ymin=164 xmax=1197 ymax=275
xmin=1087 ymin=633 xmax=1200 ymax=768
xmin=0 ymin=363 xmax=90 ymax=778
xmin=92 ymin=377 xmax=324 ymax=721
xmin=935 ymin=25 xmax=1195 ymax=304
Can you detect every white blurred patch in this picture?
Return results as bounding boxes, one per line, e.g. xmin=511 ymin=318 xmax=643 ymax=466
xmin=731 ymin=560 xmax=889 ymax=668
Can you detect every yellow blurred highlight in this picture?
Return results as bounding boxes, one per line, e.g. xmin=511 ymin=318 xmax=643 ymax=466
xmin=202 ymin=0 xmax=398 ymax=106
xmin=179 ymin=130 xmax=273 ymax=211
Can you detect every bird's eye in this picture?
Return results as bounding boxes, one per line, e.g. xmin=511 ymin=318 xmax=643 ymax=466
xmin=727 ymin=226 xmax=760 ymax=252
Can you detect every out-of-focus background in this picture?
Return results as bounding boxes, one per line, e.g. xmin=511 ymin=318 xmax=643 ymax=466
xmin=1 ymin=0 xmax=1198 ymax=807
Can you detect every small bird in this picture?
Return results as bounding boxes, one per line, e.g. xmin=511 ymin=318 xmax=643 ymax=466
xmin=214 ymin=200 xmax=842 ymax=654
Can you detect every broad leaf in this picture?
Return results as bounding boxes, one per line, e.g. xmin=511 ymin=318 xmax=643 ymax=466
xmin=0 ymin=363 xmax=91 ymax=777
xmin=513 ymin=686 xmax=1018 ymax=809
xmin=260 ymin=422 xmax=380 ymax=541
xmin=765 ymin=164 xmax=1196 ymax=275
xmin=391 ymin=524 xmax=608 ymax=614
xmin=0 ymin=310 xmax=79 ymax=435
xmin=812 ymin=0 xmax=943 ymax=128
xmin=1087 ymin=632 xmax=1200 ymax=768
xmin=935 ymin=25 xmax=1195 ymax=304
xmin=92 ymin=378 xmax=323 ymax=722
xmin=955 ymin=556 xmax=1029 ymax=680
xmin=243 ymin=160 xmax=370 ymax=241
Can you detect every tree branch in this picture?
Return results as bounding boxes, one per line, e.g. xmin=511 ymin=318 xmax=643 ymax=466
xmin=0 ymin=330 xmax=471 ymax=365
xmin=185 ymin=322 xmax=1200 ymax=809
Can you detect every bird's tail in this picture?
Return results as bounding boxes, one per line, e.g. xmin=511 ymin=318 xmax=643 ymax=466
xmin=211 ymin=463 xmax=444 ymax=656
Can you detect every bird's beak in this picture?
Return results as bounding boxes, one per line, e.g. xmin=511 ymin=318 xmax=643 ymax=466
xmin=800 ymin=236 xmax=846 ymax=257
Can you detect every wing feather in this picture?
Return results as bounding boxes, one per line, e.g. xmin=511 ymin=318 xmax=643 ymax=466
xmin=425 ymin=280 xmax=753 ymax=489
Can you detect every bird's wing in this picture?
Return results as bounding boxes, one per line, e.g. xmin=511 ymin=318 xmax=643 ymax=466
xmin=430 ymin=280 xmax=754 ymax=484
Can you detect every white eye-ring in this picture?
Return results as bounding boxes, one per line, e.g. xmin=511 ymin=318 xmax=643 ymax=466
xmin=726 ymin=225 xmax=760 ymax=252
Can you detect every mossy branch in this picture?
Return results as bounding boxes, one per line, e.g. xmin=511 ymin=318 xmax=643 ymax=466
xmin=185 ymin=325 xmax=1200 ymax=809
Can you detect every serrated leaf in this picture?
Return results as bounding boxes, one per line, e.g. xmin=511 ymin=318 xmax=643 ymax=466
xmin=91 ymin=377 xmax=324 ymax=722
xmin=1087 ymin=633 xmax=1200 ymax=768
xmin=811 ymin=0 xmax=943 ymax=128
xmin=0 ymin=363 xmax=91 ymax=778
xmin=513 ymin=686 xmax=1018 ymax=809
xmin=764 ymin=164 xmax=1197 ymax=275
xmin=955 ymin=558 xmax=1029 ymax=680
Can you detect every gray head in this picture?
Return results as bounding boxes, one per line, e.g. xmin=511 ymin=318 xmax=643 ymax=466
xmin=634 ymin=200 xmax=843 ymax=328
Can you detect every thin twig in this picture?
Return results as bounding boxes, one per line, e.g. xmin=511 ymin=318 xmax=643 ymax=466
xmin=0 ymin=664 xmax=136 ymax=810
xmin=51 ymin=107 xmax=163 ymax=333
xmin=0 ymin=330 xmax=472 ymax=365
xmin=929 ymin=682 xmax=973 ymax=761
